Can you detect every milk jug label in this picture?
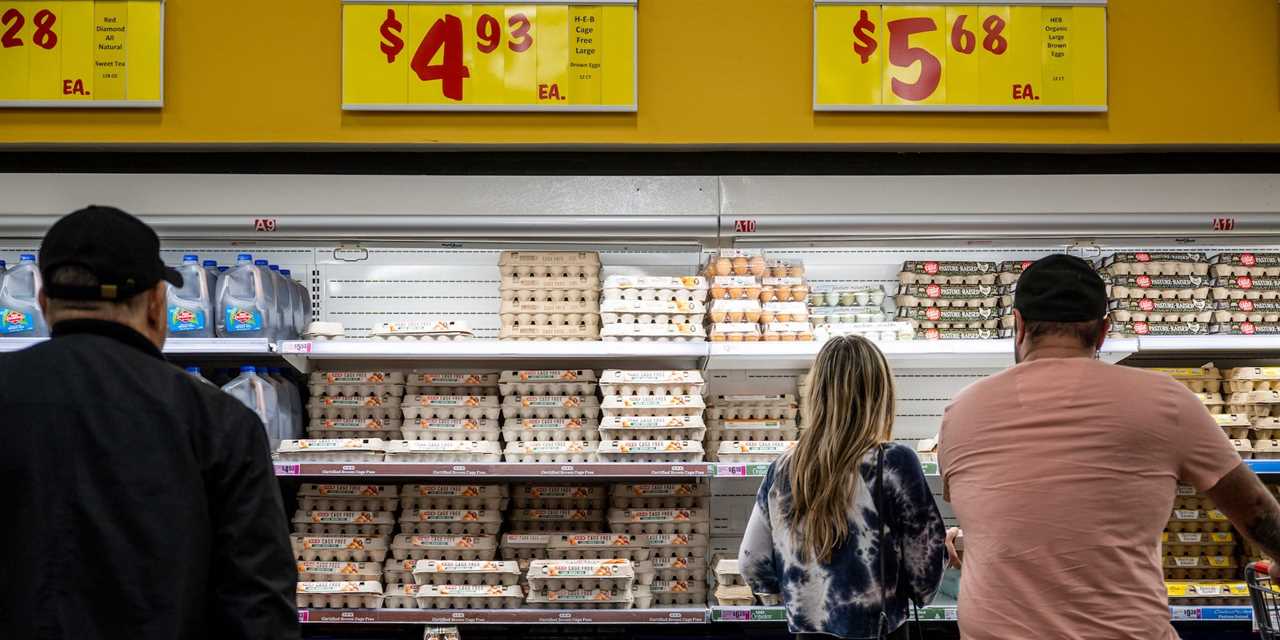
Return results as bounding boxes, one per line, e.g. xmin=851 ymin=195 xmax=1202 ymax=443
xmin=168 ymin=305 xmax=207 ymax=333
xmin=225 ymin=306 xmax=263 ymax=333
xmin=0 ymin=309 xmax=34 ymax=334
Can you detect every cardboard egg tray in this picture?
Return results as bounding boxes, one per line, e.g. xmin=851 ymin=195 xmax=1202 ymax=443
xmin=1166 ymin=581 xmax=1250 ymax=607
xmin=607 ymin=508 xmax=710 ymax=535
xmin=293 ymin=510 xmax=397 ymax=536
xmin=1150 ymin=368 xmax=1222 ymax=393
xmin=303 ymin=321 xmax=345 ymax=340
xmin=398 ymin=509 xmax=503 ymax=536
xmin=292 ymin=535 xmax=390 ymax=563
xmin=709 ymin=322 xmax=761 ymax=342
xmin=600 ymin=323 xmax=707 ymax=342
xmin=714 ymin=559 xmax=744 ymax=587
xmin=897 ymin=306 xmax=1011 ymax=330
xmin=298 ymin=484 xmax=400 ymax=512
xmin=997 ymin=260 xmax=1033 ymax=285
xmin=715 ymin=584 xmax=756 ymax=607
xmin=1109 ymin=321 xmax=1210 ymax=338
xmin=601 ymin=395 xmax=705 ymax=418
xmin=524 ymin=587 xmax=636 ymax=609
xmin=759 ymin=277 xmax=810 ymax=303
xmin=1213 ymin=299 xmax=1280 ymax=323
xmin=1107 ymin=299 xmax=1214 ymax=324
xmin=382 ymin=583 xmax=420 ymax=609
xmin=296 ymin=581 xmax=384 ymax=609
xmin=500 ymin=287 xmax=600 ymax=306
xmin=503 ymin=441 xmax=599 ymax=464
xmin=642 ymin=533 xmax=708 ymax=560
xmin=1253 ymin=439 xmax=1280 ymax=459
xmin=499 ymin=324 xmax=602 ymax=341
xmin=391 ymin=534 xmax=498 ymax=561
xmin=507 ymin=509 xmax=606 ymax=532
xmin=1213 ymin=321 xmax=1280 ymax=336
xmin=1162 ymin=556 xmax=1237 ymax=581
xmin=899 ymin=261 xmax=999 ymax=285
xmin=385 ymin=558 xmax=419 ymax=584
xmin=810 ymin=307 xmax=891 ymax=325
xmin=411 ymin=560 xmax=522 ymax=586
xmin=648 ymin=579 xmax=707 ymax=606
xmin=713 ymin=440 xmax=797 ymax=463
xmin=1232 ymin=439 xmax=1254 ymax=458
xmin=501 ymin=273 xmax=602 ymax=291
xmin=809 ymin=287 xmax=887 ymax=308
xmin=499 ymin=370 xmax=597 ymax=396
xmin=1255 ymin=417 xmax=1280 ymax=438
xmin=814 ymin=322 xmax=916 ymax=342
xmin=415 ymin=584 xmax=525 ymax=609
xmin=895 ymin=283 xmax=1004 ymax=308
xmin=383 ymin=440 xmax=503 ymax=463
xmin=599 ymin=370 xmax=706 ymax=397
xmin=1163 ymin=532 xmax=1237 ymax=558
xmin=400 ymin=484 xmax=509 ymax=511
xmin=599 ymin=415 xmax=707 ymax=441
xmin=501 ymin=396 xmax=601 ymax=420
xmin=761 ymin=322 xmax=816 ymax=342
xmin=1167 ymin=510 xmax=1230 ymax=533
xmin=400 ymin=396 xmax=501 ymax=421
xmin=501 ymin=418 xmax=600 ymax=443
xmin=500 ymin=264 xmax=599 ymax=280
xmin=296 ymin=560 xmax=384 ymax=583
xmin=1210 ymin=253 xmax=1280 ymax=278
xmin=401 ymin=418 xmax=501 ymax=442
xmin=500 ymin=312 xmax=601 ymax=330
xmin=1099 ymin=253 xmax=1209 ymax=277
xmin=404 ymin=372 xmax=500 ymax=395
xmin=652 ymin=556 xmax=707 ymax=582
xmin=601 ymin=299 xmax=707 ymax=326
xmin=306 ymin=397 xmax=403 ymax=421
xmin=1225 ymin=367 xmax=1280 ymax=384
xmin=706 ymin=396 xmax=797 ymax=420
xmin=499 ymin=251 xmax=600 ymax=273
xmin=308 ymin=372 xmax=406 ymax=398
xmin=511 ymin=484 xmax=607 ymax=509
xmin=705 ymin=421 xmax=799 ymax=443
xmin=596 ymin=440 xmax=705 ymax=463
xmin=603 ymin=276 xmax=708 ymax=302
xmin=308 ymin=418 xmax=403 ymax=440
xmin=1212 ymin=276 xmax=1280 ymax=300
xmin=610 ymin=483 xmax=708 ymax=510
xmin=277 ymin=439 xmax=388 ymax=464
xmin=1215 ymin=414 xmax=1254 ymax=439
xmin=526 ymin=559 xmax=636 ymax=592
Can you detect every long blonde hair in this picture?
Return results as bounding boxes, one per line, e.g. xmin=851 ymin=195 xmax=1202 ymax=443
xmin=784 ymin=334 xmax=896 ymax=564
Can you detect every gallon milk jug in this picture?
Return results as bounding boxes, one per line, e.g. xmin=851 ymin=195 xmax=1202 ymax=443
xmin=0 ymin=254 xmax=48 ymax=338
xmin=281 ymin=269 xmax=309 ymax=336
xmin=221 ymin=365 xmax=280 ymax=449
xmin=269 ymin=367 xmax=304 ymax=439
xmin=166 ymin=255 xmax=214 ymax=338
xmin=184 ymin=366 xmax=217 ymax=387
xmin=201 ymin=260 xmax=219 ymax=301
xmin=253 ymin=259 xmax=281 ymax=340
xmin=280 ymin=269 xmax=302 ymax=336
xmin=269 ymin=265 xmax=295 ymax=340
xmin=261 ymin=367 xmax=290 ymax=443
xmin=215 ymin=254 xmax=270 ymax=338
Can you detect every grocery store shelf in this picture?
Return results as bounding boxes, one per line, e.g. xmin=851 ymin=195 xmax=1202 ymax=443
xmin=0 ymin=337 xmax=278 ymax=358
xmin=714 ymin=459 xmax=937 ymax=478
xmin=280 ymin=340 xmax=707 ymax=372
xmin=1246 ymin=460 xmax=1280 ymax=474
xmin=0 ymin=337 xmax=44 ymax=352
xmin=710 ymin=605 xmax=1252 ymax=624
xmin=1136 ymin=335 xmax=1280 ymax=358
xmin=707 ymin=340 xmax=1138 ymax=371
xmin=298 ymin=608 xmax=709 ymax=625
xmin=274 ymin=462 xmax=711 ymax=479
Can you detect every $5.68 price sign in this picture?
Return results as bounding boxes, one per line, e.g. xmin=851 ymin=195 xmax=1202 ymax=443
xmin=814 ymin=1 xmax=1107 ymax=111
xmin=342 ymin=0 xmax=636 ymax=111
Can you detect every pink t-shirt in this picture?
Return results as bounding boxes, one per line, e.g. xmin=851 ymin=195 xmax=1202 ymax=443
xmin=939 ymin=357 xmax=1242 ymax=640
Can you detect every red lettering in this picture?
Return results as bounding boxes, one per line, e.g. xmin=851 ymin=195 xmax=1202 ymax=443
xmin=62 ymin=79 xmax=72 ymax=95
xmin=1213 ymin=217 xmax=1237 ymax=232
xmin=539 ymin=84 xmax=549 ymax=99
xmin=1012 ymin=85 xmax=1023 ymax=99
xmin=734 ymin=219 xmax=757 ymax=233
xmin=887 ymin=17 xmax=941 ymax=102
xmin=548 ymin=84 xmax=562 ymax=100
xmin=255 ymin=218 xmax=278 ymax=232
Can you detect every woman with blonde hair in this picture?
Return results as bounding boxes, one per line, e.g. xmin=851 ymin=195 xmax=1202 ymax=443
xmin=739 ymin=335 xmax=947 ymax=639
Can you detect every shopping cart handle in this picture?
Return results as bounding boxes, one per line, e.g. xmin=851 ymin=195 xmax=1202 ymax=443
xmin=1254 ymin=561 xmax=1272 ymax=573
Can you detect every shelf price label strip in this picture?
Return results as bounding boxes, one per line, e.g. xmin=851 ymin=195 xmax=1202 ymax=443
xmin=813 ymin=0 xmax=1107 ymax=112
xmin=342 ymin=0 xmax=636 ymax=111
xmin=0 ymin=0 xmax=163 ymax=107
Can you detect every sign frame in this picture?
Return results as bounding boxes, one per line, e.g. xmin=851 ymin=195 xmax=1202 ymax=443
xmin=341 ymin=0 xmax=638 ymax=112
xmin=812 ymin=0 xmax=1107 ymax=113
xmin=0 ymin=0 xmax=165 ymax=109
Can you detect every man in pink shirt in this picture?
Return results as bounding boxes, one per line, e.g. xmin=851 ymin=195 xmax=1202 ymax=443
xmin=939 ymin=254 xmax=1280 ymax=640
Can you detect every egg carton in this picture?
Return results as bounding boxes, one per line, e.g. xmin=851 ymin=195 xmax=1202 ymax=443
xmin=1227 ymin=367 xmax=1280 ymax=383
xmin=1166 ymin=582 xmax=1250 ymax=607
xmin=303 ymin=321 xmax=346 ymax=340
xmin=542 ymin=533 xmax=653 ymax=561
xmin=511 ymin=485 xmax=607 ymax=509
xmin=607 ymin=508 xmax=710 ymax=535
xmin=298 ymin=484 xmax=400 ymax=512
xmin=706 ymin=422 xmax=799 ymax=443
xmin=1212 ymin=276 xmax=1280 ymax=300
xmin=1214 ymin=321 xmax=1280 ymax=336
xmin=306 ymin=397 xmax=403 ymax=421
xmin=296 ymin=560 xmax=384 ymax=583
xmin=706 ymin=396 xmax=797 ymax=420
xmin=610 ymin=483 xmax=709 ymax=509
xmin=411 ymin=560 xmax=522 ymax=586
xmin=501 ymin=396 xmax=601 ymax=420
xmin=1255 ymin=417 xmax=1280 ymax=439
xmin=1213 ymin=300 xmax=1280 ymax=323
xmin=291 ymin=535 xmax=390 ymax=563
xmin=415 ymin=584 xmax=525 ymax=609
xmin=400 ymin=396 xmax=501 ymax=421
xmin=400 ymin=484 xmax=509 ymax=511
xmin=713 ymin=440 xmax=797 ymax=463
xmin=499 ymin=370 xmax=597 ymax=396
xmin=292 ymin=511 xmax=397 ymax=536
xmin=296 ymin=581 xmax=384 ymax=609
xmin=1109 ymin=321 xmax=1210 ymax=338
xmin=1196 ymin=393 xmax=1225 ymax=411
xmin=1106 ymin=275 xmax=1211 ymax=300
xmin=994 ymin=260 xmax=1033 ymax=284
xmin=1167 ymin=510 xmax=1231 ymax=533
xmin=382 ymin=583 xmax=421 ymax=609
xmin=600 ymin=323 xmax=708 ymax=342
xmin=1215 ymin=414 xmax=1254 ymax=439
xmin=1162 ymin=532 xmax=1237 ymax=557
xmin=497 ymin=418 xmax=596 ymax=443
xmin=598 ymin=370 xmax=705 ymax=397
xmin=759 ymin=301 xmax=810 ymax=324
xmin=707 ymin=298 xmax=762 ymax=323
xmin=500 ymin=288 xmax=601 ymax=306
xmin=808 ymin=287 xmax=888 ymax=308
xmin=899 ymin=261 xmax=999 ymax=285
xmin=500 ymin=312 xmax=601 ymax=330
xmin=642 ymin=533 xmax=708 ymax=560
xmin=391 ymin=534 xmax=498 ymax=561
xmin=500 ymin=298 xmax=599 ymax=320
xmin=1163 ymin=556 xmax=1238 ymax=581
xmin=385 ymin=558 xmax=422 ymax=584
xmin=760 ymin=322 xmax=816 ymax=342
xmin=398 ymin=509 xmax=503 ymax=535
xmin=1210 ymin=253 xmax=1280 ymax=278
xmin=706 ymin=276 xmax=762 ymax=302
xmin=503 ymin=441 xmax=599 ymax=464
xmin=276 ymin=439 xmax=388 ymax=464
xmin=897 ymin=306 xmax=1011 ymax=330
xmin=307 ymin=418 xmax=404 ymax=440
xmin=405 ymin=372 xmax=500 ymax=393
xmin=499 ymin=251 xmax=600 ymax=277
xmin=308 ymin=372 xmax=406 ymax=398
xmin=813 ymin=322 xmax=915 ymax=342
xmin=525 ymin=587 xmax=637 ymax=609
xmin=600 ymin=299 xmax=707 ymax=326
xmin=397 ymin=418 xmax=500 ymax=443
xmin=1228 ymin=390 xmax=1280 ymax=405
xmin=705 ymin=253 xmax=769 ymax=279
xmin=647 ymin=579 xmax=707 ymax=606
xmin=384 ymin=440 xmax=503 ymax=463
xmin=1232 ymin=439 xmax=1254 ymax=458
xmin=714 ymin=584 xmax=756 ymax=607
xmin=596 ymin=440 xmax=705 ymax=463
xmin=709 ymin=322 xmax=761 ymax=342
xmin=599 ymin=415 xmax=707 ymax=441
xmin=507 ymin=509 xmax=606 ymax=532
xmin=895 ymin=283 xmax=1003 ymax=308
xmin=811 ymin=307 xmax=891 ymax=325
xmin=601 ymin=395 xmax=705 ymax=418
xmin=500 ymin=532 xmax=579 ymax=560
xmin=602 ymin=276 xmax=709 ymax=302
xmin=1225 ymin=404 xmax=1280 ymax=419
xmin=759 ymin=277 xmax=811 ymax=303
xmin=498 ymin=324 xmax=602 ymax=341
xmin=527 ymin=559 xmax=637 ymax=592
xmin=1254 ymin=439 xmax=1280 ymax=459
xmin=651 ymin=556 xmax=706 ymax=583
xmin=369 ymin=321 xmax=474 ymax=341
xmin=1150 ymin=367 xmax=1222 ymax=391
xmin=1105 ymin=298 xmax=1213 ymax=323
xmin=1099 ymin=253 xmax=1209 ymax=276
xmin=501 ymin=273 xmax=602 ymax=292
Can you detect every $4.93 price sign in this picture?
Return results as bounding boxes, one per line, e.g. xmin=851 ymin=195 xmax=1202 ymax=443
xmin=814 ymin=0 xmax=1107 ymax=111
xmin=342 ymin=0 xmax=636 ymax=111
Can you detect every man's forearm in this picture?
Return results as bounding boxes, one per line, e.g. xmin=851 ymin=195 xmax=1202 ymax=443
xmin=1237 ymin=489 xmax=1280 ymax=560
xmin=1207 ymin=463 xmax=1280 ymax=560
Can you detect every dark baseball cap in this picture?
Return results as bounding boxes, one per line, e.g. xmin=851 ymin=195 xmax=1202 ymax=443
xmin=39 ymin=205 xmax=182 ymax=301
xmin=1013 ymin=254 xmax=1108 ymax=322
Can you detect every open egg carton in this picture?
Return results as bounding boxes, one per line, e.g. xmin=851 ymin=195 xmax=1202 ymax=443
xmin=1163 ymin=556 xmax=1238 ymax=581
xmin=600 ymin=415 xmax=707 ymax=442
xmin=511 ymin=484 xmax=607 ymax=510
xmin=610 ymin=482 xmax=709 ymax=510
xmin=292 ymin=535 xmax=390 ymax=563
xmin=401 ymin=395 xmax=501 ymax=421
xmin=501 ymin=395 xmax=601 ymax=420
xmin=1099 ymin=252 xmax=1210 ymax=277
xmin=761 ymin=322 xmax=816 ymax=342
xmin=383 ymin=440 xmax=503 ymax=463
xmin=897 ymin=306 xmax=1013 ymax=330
xmin=382 ymin=583 xmax=421 ymax=609
xmin=368 ymin=320 xmax=474 ymax=341
xmin=293 ymin=510 xmax=397 ymax=536
xmin=648 ymin=579 xmax=707 ymax=606
xmin=1108 ymin=299 xmax=1215 ymax=324
xmin=709 ymin=322 xmax=763 ymax=342
xmin=503 ymin=440 xmax=599 ymax=463
xmin=601 ymin=322 xmax=708 ymax=342
xmin=1211 ymin=252 xmax=1280 ymax=278
xmin=412 ymin=560 xmax=523 ymax=586
xmin=503 ymin=418 xmax=600 ymax=443
xmin=400 ymin=484 xmax=509 ymax=511
xmin=404 ymin=372 xmax=500 ymax=395
xmin=391 ymin=534 xmax=498 ymax=561
xmin=297 ymin=560 xmax=384 ymax=583
xmin=712 ymin=440 xmax=798 ymax=463
xmin=296 ymin=581 xmax=384 ymax=609
xmin=398 ymin=509 xmax=503 ymax=535
xmin=507 ymin=508 xmax=607 ymax=532
xmin=308 ymin=371 xmax=406 ymax=398
xmin=276 ymin=439 xmax=388 ymax=464
xmin=415 ymin=584 xmax=525 ymax=609
xmin=1167 ymin=509 xmax=1231 ymax=534
xmin=704 ymin=251 xmax=770 ymax=280
xmin=401 ymin=418 xmax=500 ymax=443
xmin=526 ymin=558 xmax=636 ymax=592
xmin=1163 ymin=532 xmax=1237 ymax=558
xmin=608 ymin=508 xmax=710 ymax=535
xmin=900 ymin=261 xmax=1000 ymax=285
xmin=601 ymin=298 xmax=707 ymax=327
xmin=298 ymin=484 xmax=400 ymax=512
xmin=308 ymin=418 xmax=404 ymax=440
xmin=525 ymin=587 xmax=638 ymax=609
xmin=306 ymin=396 xmax=403 ymax=421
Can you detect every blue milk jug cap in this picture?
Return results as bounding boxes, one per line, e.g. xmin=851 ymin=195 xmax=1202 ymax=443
xmin=237 ymin=253 xmax=253 ymax=261
xmin=202 ymin=260 xmax=217 ymax=267
xmin=254 ymin=259 xmax=269 ymax=266
xmin=183 ymin=254 xmax=199 ymax=262
xmin=240 ymin=365 xmax=256 ymax=373
xmin=185 ymin=366 xmax=201 ymax=374
xmin=19 ymin=254 xmax=35 ymax=261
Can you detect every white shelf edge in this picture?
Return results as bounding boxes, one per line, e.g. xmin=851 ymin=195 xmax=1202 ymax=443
xmin=280 ymin=340 xmax=708 ymax=360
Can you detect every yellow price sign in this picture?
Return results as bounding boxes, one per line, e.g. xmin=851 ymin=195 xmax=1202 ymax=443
xmin=342 ymin=0 xmax=636 ymax=111
xmin=814 ymin=0 xmax=1106 ymax=111
xmin=0 ymin=0 xmax=163 ymax=107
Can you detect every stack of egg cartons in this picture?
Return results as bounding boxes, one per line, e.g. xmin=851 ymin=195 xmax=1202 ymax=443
xmin=601 ymin=275 xmax=709 ymax=342
xmin=499 ymin=251 xmax=601 ymax=341
xmin=1098 ymin=252 xmax=1212 ymax=337
xmin=1225 ymin=367 xmax=1280 ymax=460
xmin=705 ymin=394 xmax=800 ymax=465
xmin=896 ymin=261 xmax=1010 ymax=341
xmin=609 ymin=481 xmax=709 ymax=608
xmin=712 ymin=558 xmax=777 ymax=607
xmin=705 ymin=251 xmax=814 ymax=342
xmin=506 ymin=482 xmax=608 ymax=535
xmin=1148 ymin=367 xmax=1250 ymax=457
xmin=292 ymin=483 xmax=398 ymax=610
xmin=502 ymin=482 xmax=620 ymax=608
xmin=1163 ymin=485 xmax=1241 ymax=602
xmin=500 ymin=370 xmax=600 ymax=464
xmin=597 ymin=370 xmax=706 ymax=464
xmin=367 ymin=320 xmax=474 ymax=341
xmin=1211 ymin=253 xmax=1280 ymax=336
xmin=394 ymin=372 xmax=503 ymax=463
xmin=305 ymin=372 xmax=406 ymax=439
xmin=808 ymin=285 xmax=896 ymax=342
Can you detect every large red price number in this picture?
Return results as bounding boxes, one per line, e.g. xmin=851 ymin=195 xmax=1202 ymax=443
xmin=852 ymin=10 xmax=1008 ymax=101
xmin=1 ymin=7 xmax=59 ymax=50
xmin=378 ymin=9 xmax=534 ymax=102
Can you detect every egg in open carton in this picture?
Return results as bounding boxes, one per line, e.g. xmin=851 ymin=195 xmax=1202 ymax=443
xmin=503 ymin=440 xmax=599 ymax=463
xmin=1163 ymin=555 xmax=1237 ymax=581
xmin=398 ymin=509 xmax=503 ymax=535
xmin=400 ymin=395 xmax=501 ymax=421
xmin=411 ymin=560 xmax=523 ymax=586
xmin=503 ymin=418 xmax=601 ymax=443
xmin=599 ymin=416 xmax=707 ymax=442
xmin=296 ymin=581 xmax=384 ymax=609
xmin=507 ymin=508 xmax=606 ymax=532
xmin=899 ymin=261 xmax=999 ymax=285
xmin=1098 ymin=252 xmax=1209 ymax=277
xmin=391 ymin=534 xmax=498 ymax=561
xmin=600 ymin=298 xmax=707 ymax=326
xmin=501 ymin=395 xmax=601 ymax=420
xmin=293 ymin=510 xmax=397 ymax=536
xmin=713 ymin=440 xmax=798 ymax=463
xmin=607 ymin=508 xmax=710 ymax=535
xmin=526 ymin=558 xmax=636 ymax=592
xmin=292 ymin=535 xmax=390 ymax=563
xmin=297 ymin=484 xmax=400 ymax=512
xmin=297 ymin=561 xmax=384 ymax=583
xmin=308 ymin=371 xmax=406 ymax=398
xmin=306 ymin=396 xmax=403 ymax=421
xmin=383 ymin=440 xmax=502 ymax=463
xmin=1210 ymin=252 xmax=1280 ymax=278
xmin=308 ymin=417 xmax=404 ymax=440
xmin=648 ymin=579 xmax=707 ymax=606
xmin=400 ymin=484 xmax=509 ymax=510
xmin=609 ymin=482 xmax=709 ymax=510
xmin=1214 ymin=298 xmax=1280 ymax=324
xmin=1167 ymin=509 xmax=1231 ymax=534
xmin=369 ymin=320 xmax=474 ymax=341
xmin=404 ymin=372 xmax=500 ymax=395
xmin=1163 ymin=532 xmax=1237 ymax=558
xmin=276 ymin=439 xmax=388 ymax=464
xmin=401 ymin=418 xmax=500 ymax=442
xmin=382 ymin=583 xmax=421 ymax=609
xmin=415 ymin=584 xmax=525 ymax=609
xmin=511 ymin=484 xmax=607 ymax=509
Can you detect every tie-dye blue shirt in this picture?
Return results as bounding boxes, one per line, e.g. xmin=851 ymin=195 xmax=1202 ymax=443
xmin=738 ymin=443 xmax=947 ymax=639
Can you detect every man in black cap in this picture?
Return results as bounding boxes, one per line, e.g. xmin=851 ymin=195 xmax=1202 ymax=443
xmin=938 ymin=254 xmax=1280 ymax=640
xmin=0 ymin=206 xmax=298 ymax=640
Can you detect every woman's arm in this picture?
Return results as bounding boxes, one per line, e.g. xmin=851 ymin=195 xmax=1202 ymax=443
xmin=739 ymin=463 xmax=782 ymax=596
xmin=884 ymin=444 xmax=947 ymax=606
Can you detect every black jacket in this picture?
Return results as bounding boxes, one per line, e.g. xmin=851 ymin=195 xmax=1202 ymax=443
xmin=0 ymin=319 xmax=298 ymax=640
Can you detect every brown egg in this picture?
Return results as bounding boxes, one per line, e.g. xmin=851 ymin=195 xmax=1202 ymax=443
xmin=749 ymin=256 xmax=767 ymax=277
xmin=746 ymin=286 xmax=761 ymax=300
xmin=713 ymin=257 xmax=731 ymax=276
xmin=771 ymin=264 xmax=788 ymax=278
xmin=729 ymin=286 xmax=745 ymax=299
xmin=745 ymin=333 xmax=761 ymax=342
xmin=760 ymin=310 xmax=776 ymax=324
xmin=745 ymin=309 xmax=761 ymax=323
xmin=732 ymin=257 xmax=749 ymax=276
xmin=780 ymin=332 xmax=797 ymax=341
xmin=711 ymin=309 xmax=727 ymax=323
xmin=703 ymin=261 xmax=716 ymax=278
xmin=728 ymin=332 xmax=744 ymax=342
xmin=710 ymin=285 xmax=726 ymax=299
xmin=777 ymin=312 xmax=792 ymax=322
xmin=774 ymin=285 xmax=792 ymax=301
xmin=728 ymin=310 xmax=744 ymax=323
xmin=789 ymin=264 xmax=806 ymax=278
xmin=791 ymin=285 xmax=810 ymax=300
xmin=711 ymin=332 xmax=726 ymax=342
xmin=759 ymin=287 xmax=776 ymax=303
xmin=764 ymin=331 xmax=780 ymax=341
xmin=798 ymin=331 xmax=814 ymax=341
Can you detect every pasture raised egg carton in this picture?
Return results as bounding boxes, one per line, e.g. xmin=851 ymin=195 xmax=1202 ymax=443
xmin=507 ymin=509 xmax=606 ymax=532
xmin=596 ymin=440 xmax=705 ymax=463
xmin=1098 ymin=252 xmax=1209 ymax=277
xmin=1212 ymin=276 xmax=1280 ymax=301
xmin=607 ymin=508 xmax=710 ymax=535
xmin=411 ymin=560 xmax=522 ymax=586
xmin=706 ymin=395 xmax=798 ymax=421
xmin=526 ymin=558 xmax=636 ymax=592
xmin=296 ymin=581 xmax=384 ymax=609
xmin=642 ymin=533 xmax=708 ymax=560
xmin=895 ymin=283 xmax=1004 ymax=308
xmin=705 ymin=419 xmax=799 ymax=443
xmin=511 ymin=484 xmax=607 ymax=509
xmin=599 ymin=415 xmax=707 ymax=441
xmin=291 ymin=535 xmax=389 ymax=563
xmin=1108 ymin=299 xmax=1214 ymax=324
xmin=610 ymin=482 xmax=708 ymax=509
xmin=899 ymin=261 xmax=999 ymax=285
xmin=499 ymin=250 xmax=600 ymax=278
xmin=601 ymin=299 xmax=707 ymax=326
xmin=308 ymin=372 xmax=405 ymax=398
xmin=276 ymin=439 xmax=387 ymax=464
xmin=1214 ymin=299 xmax=1280 ymax=323
xmin=1109 ymin=321 xmax=1209 ymax=338
xmin=382 ymin=583 xmax=420 ymax=609
xmin=369 ymin=320 xmax=473 ymax=341
xmin=1211 ymin=252 xmax=1280 ymax=278
xmin=1107 ymin=275 xmax=1211 ymax=300
xmin=1163 ymin=532 xmax=1237 ymax=557
xmin=401 ymin=418 xmax=500 ymax=442
xmin=503 ymin=440 xmax=598 ymax=463
xmin=415 ymin=584 xmax=524 ymax=609
xmin=307 ymin=418 xmax=403 ymax=440
xmin=600 ymin=323 xmax=707 ymax=342
xmin=400 ymin=484 xmax=509 ymax=511
xmin=398 ymin=509 xmax=503 ymax=535
xmin=599 ymin=370 xmax=705 ymax=397
xmin=601 ymin=394 xmax=705 ymax=418
xmin=400 ymin=395 xmax=500 ymax=421
xmin=648 ymin=579 xmax=707 ymax=606
xmin=714 ymin=440 xmax=797 ymax=463
xmin=524 ymin=587 xmax=637 ymax=609
xmin=602 ymin=275 xmax=708 ymax=303
xmin=297 ymin=561 xmax=383 ymax=582
xmin=502 ymin=418 xmax=600 ymax=443
xmin=298 ymin=484 xmax=399 ymax=512
xmin=292 ymin=510 xmax=396 ymax=536
xmin=383 ymin=440 xmax=503 ymax=463
xmin=499 ymin=370 xmax=597 ymax=396
xmin=1213 ymin=321 xmax=1280 ymax=336
xmin=405 ymin=373 xmax=500 ymax=395
xmin=501 ymin=395 xmax=601 ymax=420
xmin=391 ymin=534 xmax=498 ymax=561
xmin=306 ymin=396 xmax=402 ymax=421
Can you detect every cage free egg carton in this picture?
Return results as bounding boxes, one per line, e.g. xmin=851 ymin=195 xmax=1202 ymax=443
xmin=1213 ymin=321 xmax=1280 ymax=336
xmin=1215 ymin=299 xmax=1280 ymax=323
xmin=292 ymin=535 xmax=389 ymax=563
xmin=383 ymin=440 xmax=503 ymax=463
xmin=596 ymin=440 xmax=704 ymax=463
xmin=544 ymin=533 xmax=653 ymax=561
xmin=607 ymin=508 xmax=710 ymax=535
xmin=499 ymin=250 xmax=600 ymax=277
xmin=368 ymin=320 xmax=474 ymax=341
xmin=404 ymin=372 xmax=500 ymax=395
xmin=653 ymin=555 xmax=707 ymax=582
xmin=277 ymin=439 xmax=387 ymax=464
xmin=648 ymin=579 xmax=707 ymax=606
xmin=895 ymin=283 xmax=1003 ymax=308
xmin=293 ymin=510 xmax=397 ymax=536
xmin=499 ymin=370 xmax=597 ymax=396
xmin=500 ymin=533 xmax=578 ymax=560
xmin=415 ymin=584 xmax=525 ymax=609
xmin=382 ymin=583 xmax=421 ymax=609
xmin=1098 ymin=252 xmax=1209 ymax=277
xmin=507 ymin=509 xmax=606 ymax=532
xmin=400 ymin=418 xmax=500 ymax=442
xmin=307 ymin=418 xmax=403 ymax=440
xmin=601 ymin=394 xmax=705 ymax=418
xmin=706 ymin=419 xmax=799 ymax=443
xmin=308 ymin=372 xmax=406 ymax=398
xmin=411 ymin=560 xmax=522 ymax=586
xmin=714 ymin=440 xmax=798 ymax=463
xmin=525 ymin=587 xmax=637 ymax=610
xmin=706 ymin=395 xmax=798 ymax=421
xmin=610 ymin=483 xmax=708 ymax=510
xmin=1163 ymin=532 xmax=1236 ymax=557
xmin=600 ymin=322 xmax=707 ymax=342
xmin=503 ymin=440 xmax=599 ymax=464
xmin=501 ymin=396 xmax=601 ymax=420
xmin=501 ymin=311 xmax=601 ymax=331
xmin=511 ymin=484 xmax=607 ymax=509
xmin=503 ymin=418 xmax=601 ymax=443
xmin=296 ymin=581 xmax=384 ymax=609
xmin=526 ymin=558 xmax=636 ymax=592
xmin=400 ymin=395 xmax=501 ymax=421
xmin=1211 ymin=253 xmax=1280 ymax=278
xmin=602 ymin=275 xmax=708 ymax=303
xmin=398 ymin=509 xmax=503 ymax=535
xmin=298 ymin=484 xmax=400 ymax=512
xmin=391 ymin=534 xmax=498 ymax=561
xmin=296 ymin=560 xmax=384 ymax=582
xmin=384 ymin=558 xmax=418 ymax=585
xmin=601 ymin=299 xmax=707 ymax=326
xmin=899 ymin=261 xmax=999 ymax=285
xmin=599 ymin=415 xmax=707 ymax=441
xmin=306 ymin=397 xmax=403 ymax=421
xmin=1167 ymin=510 xmax=1230 ymax=534
xmin=400 ymin=484 xmax=509 ymax=511
xmin=599 ymin=370 xmax=705 ymax=397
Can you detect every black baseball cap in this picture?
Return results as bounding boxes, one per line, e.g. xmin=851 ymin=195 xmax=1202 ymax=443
xmin=1013 ymin=254 xmax=1108 ymax=322
xmin=39 ymin=206 xmax=182 ymax=301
